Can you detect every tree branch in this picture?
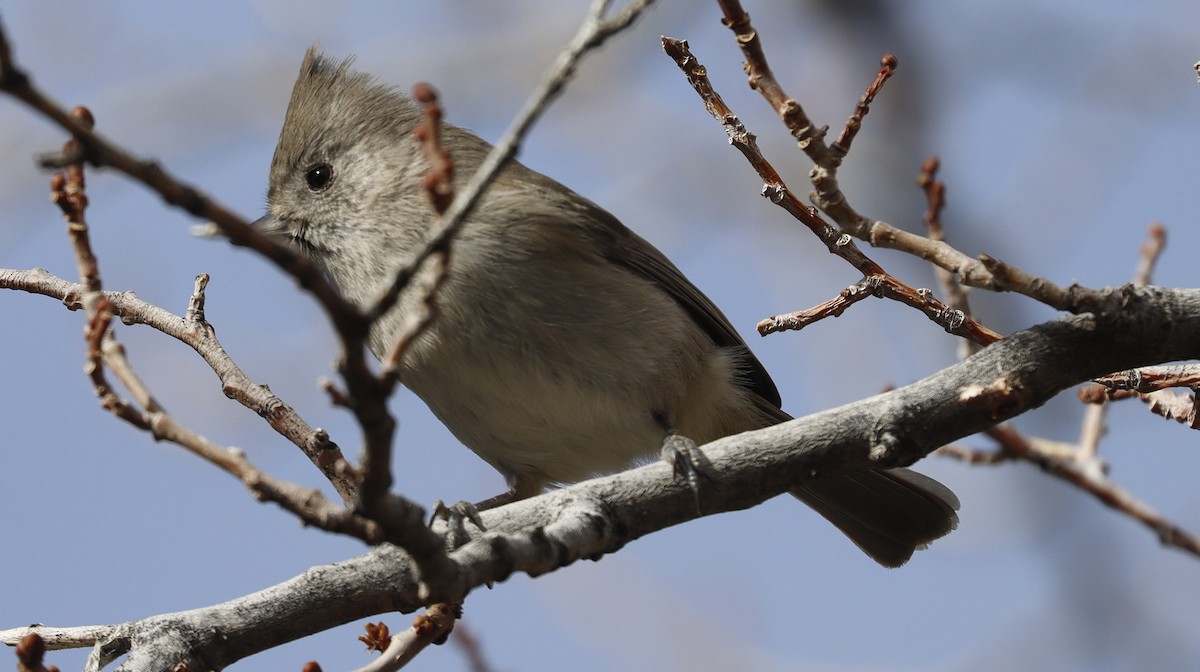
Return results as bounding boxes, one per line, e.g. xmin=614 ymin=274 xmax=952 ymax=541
xmin=5 ymin=286 xmax=1199 ymax=668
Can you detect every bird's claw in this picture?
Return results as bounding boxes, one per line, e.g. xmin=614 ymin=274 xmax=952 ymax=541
xmin=661 ymin=431 xmax=711 ymax=514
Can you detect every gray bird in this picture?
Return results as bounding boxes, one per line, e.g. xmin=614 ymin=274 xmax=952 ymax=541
xmin=257 ymin=48 xmax=959 ymax=567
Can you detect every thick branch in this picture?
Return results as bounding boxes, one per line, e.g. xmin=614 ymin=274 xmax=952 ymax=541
xmin=6 ymin=286 xmax=1198 ymax=668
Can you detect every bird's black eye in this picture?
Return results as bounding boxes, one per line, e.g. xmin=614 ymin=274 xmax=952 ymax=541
xmin=305 ymin=163 xmax=334 ymax=191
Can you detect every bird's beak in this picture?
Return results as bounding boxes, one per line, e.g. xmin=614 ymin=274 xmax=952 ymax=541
xmin=251 ymin=213 xmax=289 ymax=237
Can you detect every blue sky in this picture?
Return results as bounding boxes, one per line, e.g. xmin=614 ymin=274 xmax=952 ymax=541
xmin=2 ymin=2 xmax=1198 ymax=670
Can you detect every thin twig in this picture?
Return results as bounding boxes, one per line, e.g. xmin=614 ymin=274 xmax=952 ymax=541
xmin=918 ymin=157 xmax=980 ymax=361
xmin=662 ymin=36 xmax=1000 ymax=346
xmin=1133 ymin=222 xmax=1166 ymax=286
xmin=377 ymin=83 xmax=453 ymax=395
xmin=0 ymin=16 xmax=356 ymax=327
xmin=2 ymin=10 xmax=445 ymax=576
xmin=0 ymin=267 xmax=359 ymax=503
xmin=937 ymin=224 xmax=1198 ymax=553
xmin=715 ymin=0 xmax=833 ymax=162
xmin=989 ymin=426 xmax=1200 ymax=556
xmin=1 ymin=2 xmax=660 ymax=610
xmin=451 ymin=622 xmax=495 ymax=672
xmin=831 ymin=54 xmax=899 ymax=156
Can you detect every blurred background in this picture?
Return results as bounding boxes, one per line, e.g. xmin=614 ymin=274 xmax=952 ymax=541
xmin=2 ymin=1 xmax=1198 ymax=670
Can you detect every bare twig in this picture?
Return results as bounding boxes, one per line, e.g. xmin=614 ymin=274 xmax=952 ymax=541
xmin=1092 ymin=364 xmax=1200 ymax=393
xmin=1071 ymin=222 xmax=1168 ymax=462
xmin=944 ymin=419 xmax=1199 ymax=557
xmin=1077 ymin=222 xmax=1176 ymax=450
xmin=376 ymin=83 xmax=454 ymax=394
xmin=362 ymin=0 xmax=657 ymax=334
xmin=413 ymin=83 xmax=455 ymax=214
xmin=4 ymin=286 xmax=1200 ymax=666
xmin=976 ymin=253 xmax=1086 ymax=309
xmin=2 ymin=10 xmax=456 ymax=582
xmin=832 ymin=54 xmax=899 ymax=156
xmin=0 ymin=267 xmax=359 ymax=502
xmin=989 ymin=426 xmax=1199 ymax=554
xmin=0 ymin=17 xmax=355 ymax=326
xmin=1133 ymin=222 xmax=1167 ymax=286
xmin=759 ymin=276 xmax=880 ymax=331
xmin=918 ymin=157 xmax=980 ymax=361
xmin=451 ymin=622 xmax=495 ymax=672
xmin=935 ymin=441 xmax=1014 ymax=465
xmin=2 ymin=2 xmax=661 ymax=622
xmin=661 ymin=36 xmax=1000 ymax=346
xmin=715 ymin=0 xmax=833 ymax=163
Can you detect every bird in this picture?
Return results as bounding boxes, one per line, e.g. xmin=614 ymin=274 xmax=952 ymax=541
xmin=257 ymin=47 xmax=959 ymax=567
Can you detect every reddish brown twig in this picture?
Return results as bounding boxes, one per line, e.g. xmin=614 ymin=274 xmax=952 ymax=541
xmin=1087 ymin=361 xmax=1198 ymax=428
xmin=757 ymin=272 xmax=996 ymax=344
xmin=918 ymin=158 xmax=971 ymax=314
xmin=1133 ymin=222 xmax=1166 ymax=286
xmin=917 ymin=157 xmax=979 ymax=360
xmin=943 ymin=422 xmax=1200 ymax=557
xmin=995 ymin=426 xmax=1199 ymax=556
xmin=49 ymin=108 xmax=145 ymax=429
xmin=451 ymin=622 xmax=496 ymax=672
xmin=375 ymin=83 xmax=454 ymax=393
xmin=16 ymin=633 xmax=59 ymax=672
xmin=414 ymin=82 xmax=455 ymax=214
xmin=758 ymin=276 xmax=879 ymax=332
xmin=369 ymin=92 xmax=464 ymax=654
xmin=832 ymin=54 xmax=898 ymax=155
xmin=663 ymin=36 xmax=1000 ymax=346
xmin=4 ymin=266 xmax=359 ymax=501
xmin=716 ymin=0 xmax=833 ymax=162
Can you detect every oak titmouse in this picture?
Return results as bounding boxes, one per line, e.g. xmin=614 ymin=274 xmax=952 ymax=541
xmin=257 ymin=48 xmax=958 ymax=567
